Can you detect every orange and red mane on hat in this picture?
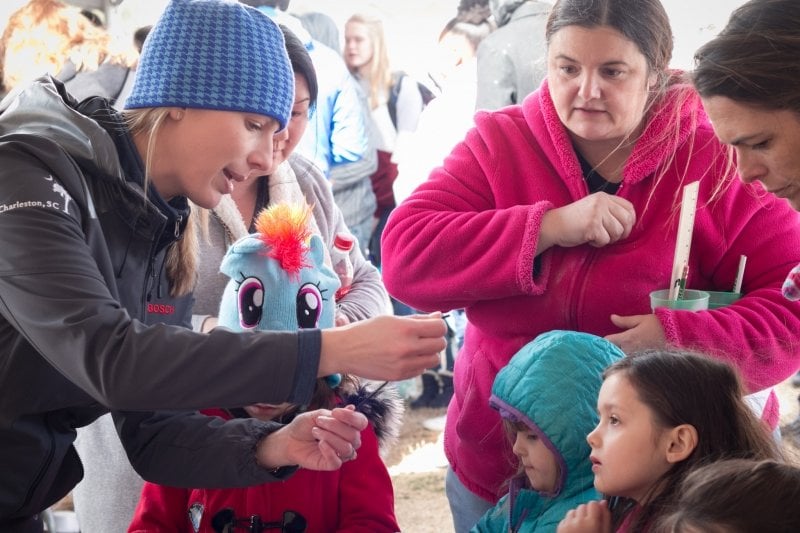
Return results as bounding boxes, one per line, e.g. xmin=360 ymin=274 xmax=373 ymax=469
xmin=254 ymin=203 xmax=312 ymax=280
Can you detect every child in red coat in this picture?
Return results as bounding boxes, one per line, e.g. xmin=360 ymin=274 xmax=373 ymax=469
xmin=128 ymin=385 xmax=401 ymax=533
xmin=128 ymin=205 xmax=402 ymax=533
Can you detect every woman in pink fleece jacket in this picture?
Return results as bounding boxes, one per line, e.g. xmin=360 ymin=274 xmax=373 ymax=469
xmin=380 ymin=0 xmax=800 ymax=531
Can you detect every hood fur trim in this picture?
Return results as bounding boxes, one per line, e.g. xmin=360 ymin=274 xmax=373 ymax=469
xmin=347 ymin=382 xmax=404 ymax=458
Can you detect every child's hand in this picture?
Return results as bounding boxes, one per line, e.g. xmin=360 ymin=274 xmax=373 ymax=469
xmin=557 ymin=500 xmax=611 ymax=533
xmin=255 ymin=405 xmax=368 ymax=471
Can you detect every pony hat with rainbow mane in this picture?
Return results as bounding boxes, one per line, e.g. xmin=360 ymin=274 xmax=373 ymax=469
xmin=219 ymin=203 xmax=403 ymax=451
xmin=218 ymin=202 xmax=340 ymax=334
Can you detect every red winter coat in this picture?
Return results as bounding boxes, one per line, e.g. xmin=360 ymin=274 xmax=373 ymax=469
xmin=128 ymin=408 xmax=399 ymax=533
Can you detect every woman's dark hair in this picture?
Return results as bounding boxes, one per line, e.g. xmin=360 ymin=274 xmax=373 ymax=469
xmin=133 ymin=25 xmax=152 ymax=54
xmin=655 ymin=459 xmax=800 ymax=533
xmin=603 ymin=350 xmax=781 ymax=531
xmin=439 ymin=14 xmax=495 ymax=53
xmin=279 ymin=25 xmax=318 ymax=113
xmin=545 ymin=0 xmax=673 ymax=92
xmin=692 ymin=0 xmax=800 ymax=114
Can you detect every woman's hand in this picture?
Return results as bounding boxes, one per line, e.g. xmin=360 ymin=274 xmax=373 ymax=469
xmin=256 ymin=404 xmax=367 ymax=471
xmin=201 ymin=316 xmax=218 ymax=333
xmin=557 ymin=500 xmax=611 ymax=533
xmin=334 ymin=309 xmax=351 ymax=327
xmin=605 ymin=313 xmax=667 ymax=353
xmin=319 ymin=313 xmax=446 ymax=380
xmin=539 ymin=192 xmax=636 ymax=254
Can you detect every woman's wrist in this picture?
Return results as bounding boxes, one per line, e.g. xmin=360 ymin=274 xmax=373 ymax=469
xmin=255 ymin=428 xmax=290 ymax=469
xmin=318 ymin=328 xmax=342 ymax=378
xmin=536 ymin=209 xmax=560 ymax=255
xmin=319 ymin=321 xmax=365 ymax=377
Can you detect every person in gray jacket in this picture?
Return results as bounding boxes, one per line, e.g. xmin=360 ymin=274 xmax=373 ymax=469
xmin=0 ymin=2 xmax=445 ymax=532
xmin=475 ymin=0 xmax=552 ymax=110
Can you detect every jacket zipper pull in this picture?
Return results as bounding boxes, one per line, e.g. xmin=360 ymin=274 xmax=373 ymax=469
xmin=174 ymin=214 xmax=183 ymax=238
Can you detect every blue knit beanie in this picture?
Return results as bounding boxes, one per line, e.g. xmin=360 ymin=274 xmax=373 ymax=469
xmin=125 ymin=0 xmax=294 ymax=130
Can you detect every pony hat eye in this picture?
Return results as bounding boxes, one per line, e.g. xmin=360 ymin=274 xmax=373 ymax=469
xmin=296 ymin=283 xmax=323 ymax=328
xmin=238 ymin=277 xmax=264 ymax=329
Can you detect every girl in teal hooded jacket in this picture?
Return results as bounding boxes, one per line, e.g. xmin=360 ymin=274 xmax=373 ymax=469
xmin=472 ymin=330 xmax=624 ymax=533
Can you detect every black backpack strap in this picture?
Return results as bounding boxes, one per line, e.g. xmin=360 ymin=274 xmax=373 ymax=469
xmin=388 ymin=70 xmax=436 ymax=130
xmin=387 ymin=71 xmax=405 ymax=130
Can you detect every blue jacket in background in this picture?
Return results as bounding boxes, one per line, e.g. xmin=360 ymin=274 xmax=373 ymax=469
xmin=255 ymin=6 xmax=377 ymax=235
xmin=473 ymin=330 xmax=624 ymax=533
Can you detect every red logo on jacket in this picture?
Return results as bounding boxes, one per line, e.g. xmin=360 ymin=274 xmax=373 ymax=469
xmin=147 ymin=303 xmax=175 ymax=315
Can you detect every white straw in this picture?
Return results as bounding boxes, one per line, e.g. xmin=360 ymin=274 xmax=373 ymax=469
xmin=733 ymin=255 xmax=747 ymax=293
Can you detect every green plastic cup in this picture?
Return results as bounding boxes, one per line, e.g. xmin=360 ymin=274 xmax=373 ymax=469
xmin=650 ymin=289 xmax=710 ymax=312
xmin=706 ymin=291 xmax=742 ymax=309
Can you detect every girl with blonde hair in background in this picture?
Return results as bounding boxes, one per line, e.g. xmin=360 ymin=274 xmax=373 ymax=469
xmin=344 ymin=11 xmax=428 ymax=271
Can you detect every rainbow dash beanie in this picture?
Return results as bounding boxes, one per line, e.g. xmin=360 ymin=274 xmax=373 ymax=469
xmin=218 ymin=203 xmax=341 ymax=385
xmin=124 ymin=0 xmax=294 ymax=130
xmin=218 ymin=203 xmax=340 ymax=332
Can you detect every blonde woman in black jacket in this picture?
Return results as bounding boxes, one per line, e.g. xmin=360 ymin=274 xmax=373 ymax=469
xmin=0 ymin=2 xmax=445 ymax=531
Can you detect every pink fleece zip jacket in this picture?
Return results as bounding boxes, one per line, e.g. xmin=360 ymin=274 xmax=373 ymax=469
xmin=381 ymin=79 xmax=800 ymax=503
